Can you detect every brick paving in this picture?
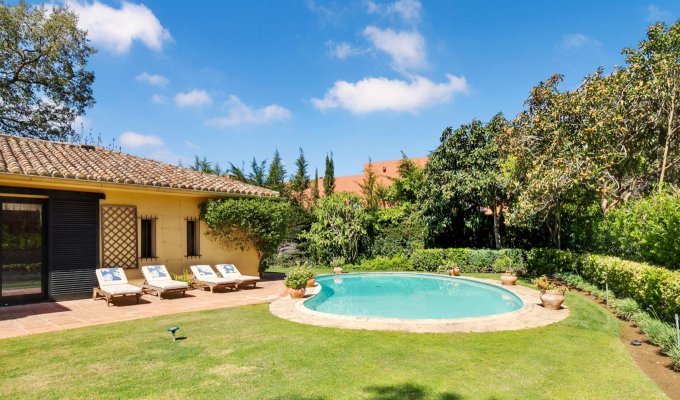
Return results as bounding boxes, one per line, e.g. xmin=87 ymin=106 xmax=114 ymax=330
xmin=0 ymin=275 xmax=288 ymax=339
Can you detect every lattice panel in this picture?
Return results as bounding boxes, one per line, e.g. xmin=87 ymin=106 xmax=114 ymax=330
xmin=101 ymin=205 xmax=138 ymax=269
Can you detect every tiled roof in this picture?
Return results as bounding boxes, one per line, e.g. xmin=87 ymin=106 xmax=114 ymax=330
xmin=0 ymin=134 xmax=278 ymax=197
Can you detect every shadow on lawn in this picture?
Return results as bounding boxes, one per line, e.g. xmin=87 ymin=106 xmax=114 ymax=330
xmin=363 ymin=383 xmax=464 ymax=400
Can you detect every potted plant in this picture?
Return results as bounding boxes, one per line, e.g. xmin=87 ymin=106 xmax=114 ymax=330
xmin=330 ymin=257 xmax=345 ymax=274
xmin=303 ymin=266 xmax=316 ymax=287
xmin=284 ymin=267 xmax=309 ymax=299
xmin=494 ymin=256 xmax=517 ymax=285
xmin=447 ymin=262 xmax=461 ymax=276
xmin=533 ymin=275 xmax=568 ymax=310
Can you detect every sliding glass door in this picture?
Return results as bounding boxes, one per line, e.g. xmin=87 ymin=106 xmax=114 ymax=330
xmin=0 ymin=199 xmax=47 ymax=305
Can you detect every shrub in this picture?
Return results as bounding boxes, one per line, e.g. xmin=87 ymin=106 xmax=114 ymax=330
xmin=633 ymin=313 xmax=678 ymax=353
xmin=409 ymin=248 xmax=526 ymax=273
xmin=610 ymin=298 xmax=642 ymax=321
xmin=284 ymin=266 xmax=309 ymax=289
xmin=594 ymin=190 xmax=680 ymax=269
xmin=352 ymin=254 xmax=413 ymax=271
xmin=669 ymin=346 xmax=680 ymax=372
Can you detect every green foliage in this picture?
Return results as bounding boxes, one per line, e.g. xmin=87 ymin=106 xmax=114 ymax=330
xmin=371 ymin=204 xmax=425 ymax=258
xmin=190 ymin=155 xmax=222 ymax=175
xmin=633 ymin=313 xmax=678 ymax=353
xmin=595 ymin=190 xmax=680 ymax=268
xmin=532 ymin=275 xmax=565 ymax=293
xmin=0 ymin=1 xmax=95 ymax=140
xmin=493 ymin=255 xmax=515 ymax=273
xmin=610 ymin=298 xmax=642 ymax=321
xmin=359 ymin=159 xmax=382 ymax=211
xmin=329 ymin=257 xmax=345 ymax=269
xmin=350 ymin=254 xmax=413 ymax=271
xmin=171 ymin=269 xmax=193 ymax=284
xmin=267 ymin=149 xmax=287 ymax=193
xmin=290 ymin=148 xmax=310 ymax=205
xmin=420 ymin=114 xmax=510 ymax=248
xmin=284 ymin=266 xmax=309 ymax=289
xmin=409 ymin=248 xmax=526 ymax=273
xmin=305 ymin=193 xmax=371 ymax=263
xmin=311 ymin=168 xmax=320 ymax=204
xmin=385 ymin=152 xmax=425 ymax=205
xmin=323 ymin=152 xmax=335 ymax=196
xmin=201 ymin=198 xmax=291 ymax=272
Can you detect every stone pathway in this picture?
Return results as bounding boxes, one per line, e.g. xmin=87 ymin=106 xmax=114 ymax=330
xmin=0 ymin=276 xmax=288 ymax=339
xmin=270 ymin=276 xmax=570 ymax=333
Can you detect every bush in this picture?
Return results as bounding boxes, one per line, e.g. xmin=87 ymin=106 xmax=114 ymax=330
xmin=351 ymin=254 xmax=413 ymax=271
xmin=284 ymin=266 xmax=309 ymax=289
xmin=409 ymin=248 xmax=526 ymax=273
xmin=594 ymin=190 xmax=680 ymax=269
xmin=610 ymin=298 xmax=642 ymax=321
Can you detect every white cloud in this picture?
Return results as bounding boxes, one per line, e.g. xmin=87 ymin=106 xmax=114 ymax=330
xmin=367 ymin=0 xmax=422 ymax=24
xmin=184 ymin=140 xmax=200 ymax=150
xmin=151 ymin=94 xmax=166 ymax=104
xmin=119 ymin=131 xmax=164 ymax=148
xmin=72 ymin=115 xmax=91 ymax=131
xmin=65 ymin=0 xmax=172 ymax=54
xmin=148 ymin=148 xmax=187 ymax=165
xmin=561 ymin=33 xmax=601 ymax=50
xmin=174 ymin=90 xmax=212 ymax=108
xmin=326 ymin=40 xmax=366 ymax=60
xmin=206 ymin=96 xmax=291 ymax=127
xmin=312 ymin=74 xmax=468 ymax=114
xmin=646 ymin=5 xmax=671 ymax=22
xmin=135 ymin=72 xmax=169 ymax=86
xmin=363 ymin=25 xmax=426 ymax=71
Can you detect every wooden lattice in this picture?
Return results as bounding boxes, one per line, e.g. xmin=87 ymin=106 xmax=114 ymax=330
xmin=101 ymin=205 xmax=138 ymax=268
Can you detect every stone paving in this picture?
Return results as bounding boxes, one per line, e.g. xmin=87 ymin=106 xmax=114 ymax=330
xmin=270 ymin=276 xmax=570 ymax=333
xmin=0 ymin=276 xmax=288 ymax=339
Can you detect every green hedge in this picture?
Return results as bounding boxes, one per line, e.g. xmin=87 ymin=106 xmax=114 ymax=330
xmin=410 ymin=248 xmax=526 ymax=272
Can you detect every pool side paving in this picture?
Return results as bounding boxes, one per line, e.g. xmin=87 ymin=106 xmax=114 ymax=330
xmin=0 ymin=275 xmax=288 ymax=339
xmin=270 ymin=276 xmax=570 ymax=333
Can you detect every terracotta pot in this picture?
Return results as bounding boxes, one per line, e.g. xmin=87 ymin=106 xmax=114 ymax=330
xmin=501 ymin=274 xmax=517 ymax=285
xmin=289 ymin=287 xmax=306 ymax=299
xmin=306 ymin=278 xmax=316 ymax=287
xmin=449 ymin=267 xmax=460 ymax=276
xmin=540 ymin=291 xmax=565 ymax=310
xmin=333 ymin=267 xmax=344 ymax=274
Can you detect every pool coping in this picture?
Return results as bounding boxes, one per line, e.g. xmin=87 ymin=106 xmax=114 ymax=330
xmin=269 ymin=273 xmax=570 ymax=333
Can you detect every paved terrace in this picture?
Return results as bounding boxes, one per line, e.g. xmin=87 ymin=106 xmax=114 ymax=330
xmin=0 ymin=275 xmax=288 ymax=339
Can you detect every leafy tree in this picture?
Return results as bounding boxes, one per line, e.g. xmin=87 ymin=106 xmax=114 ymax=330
xmin=311 ymin=168 xmax=320 ymax=204
xmin=421 ymin=114 xmax=510 ymax=248
xmin=290 ymin=148 xmax=310 ymax=205
xmin=190 ymin=155 xmax=222 ymax=175
xmin=305 ymin=193 xmax=371 ymax=263
xmin=623 ymin=22 xmax=680 ymax=191
xmin=247 ymin=157 xmax=267 ymax=186
xmin=359 ymin=159 xmax=383 ymax=211
xmin=323 ymin=152 xmax=335 ymax=196
xmin=267 ymin=149 xmax=287 ymax=193
xmin=387 ymin=152 xmax=426 ymax=205
xmin=227 ymin=162 xmax=247 ymax=182
xmin=0 ymin=1 xmax=95 ymax=140
xmin=201 ymin=198 xmax=291 ymax=273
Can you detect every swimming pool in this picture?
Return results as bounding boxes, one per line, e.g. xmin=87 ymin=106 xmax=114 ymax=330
xmin=303 ymin=273 xmax=524 ymax=320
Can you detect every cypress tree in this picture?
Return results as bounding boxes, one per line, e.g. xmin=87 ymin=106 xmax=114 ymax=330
xmin=290 ymin=148 xmax=310 ymax=205
xmin=324 ymin=152 xmax=335 ymax=196
xmin=312 ymin=167 xmax=320 ymax=203
xmin=266 ymin=149 xmax=287 ymax=193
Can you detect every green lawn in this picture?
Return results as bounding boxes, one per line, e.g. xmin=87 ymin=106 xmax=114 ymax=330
xmin=0 ymin=281 xmax=667 ymax=399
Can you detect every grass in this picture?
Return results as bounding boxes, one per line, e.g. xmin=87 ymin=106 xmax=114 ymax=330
xmin=0 ymin=282 xmax=668 ymax=400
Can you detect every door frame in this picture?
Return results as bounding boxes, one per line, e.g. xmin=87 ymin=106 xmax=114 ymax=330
xmin=0 ymin=196 xmax=49 ymax=305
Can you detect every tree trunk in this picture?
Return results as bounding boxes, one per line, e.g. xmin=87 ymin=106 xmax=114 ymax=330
xmin=492 ymin=195 xmax=502 ymax=249
xmin=659 ymin=94 xmax=675 ymax=192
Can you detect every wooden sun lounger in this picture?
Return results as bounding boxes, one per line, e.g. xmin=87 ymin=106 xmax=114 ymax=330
xmin=141 ymin=265 xmax=189 ymax=299
xmin=190 ymin=265 xmax=238 ymax=293
xmin=93 ymin=268 xmax=143 ymax=306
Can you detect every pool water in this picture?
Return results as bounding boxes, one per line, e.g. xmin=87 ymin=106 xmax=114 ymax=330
xmin=303 ymin=273 xmax=523 ymax=320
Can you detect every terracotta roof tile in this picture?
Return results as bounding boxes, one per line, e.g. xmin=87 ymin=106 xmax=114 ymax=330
xmin=0 ymin=134 xmax=278 ymax=197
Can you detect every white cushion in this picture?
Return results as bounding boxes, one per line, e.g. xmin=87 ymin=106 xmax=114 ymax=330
xmin=190 ymin=265 xmax=217 ymax=278
xmin=100 ymin=283 xmax=142 ymax=295
xmin=146 ymin=280 xmax=188 ymax=290
xmin=215 ymin=264 xmax=260 ymax=282
xmin=142 ymin=265 xmax=172 ymax=282
xmin=196 ymin=275 xmax=237 ymax=285
xmin=96 ymin=268 xmax=129 ymax=286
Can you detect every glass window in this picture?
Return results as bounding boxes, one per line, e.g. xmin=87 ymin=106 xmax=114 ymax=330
xmin=140 ymin=218 xmax=156 ymax=258
xmin=186 ymin=220 xmax=200 ymax=257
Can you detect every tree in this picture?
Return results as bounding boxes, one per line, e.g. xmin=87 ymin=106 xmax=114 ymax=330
xmin=324 ymin=152 xmax=335 ymax=196
xmin=359 ymin=159 xmax=383 ymax=211
xmin=387 ymin=152 xmax=425 ymax=205
xmin=421 ymin=115 xmax=510 ymax=248
xmin=267 ymin=149 xmax=287 ymax=193
xmin=623 ymin=22 xmax=680 ymax=191
xmin=290 ymin=148 xmax=310 ymax=205
xmin=0 ymin=1 xmax=95 ymax=140
xmin=247 ymin=157 xmax=267 ymax=186
xmin=201 ymin=198 xmax=291 ymax=273
xmin=311 ymin=168 xmax=320 ymax=204
xmin=305 ymin=193 xmax=371 ymax=263
xmin=227 ymin=162 xmax=247 ymax=182
xmin=190 ymin=155 xmax=222 ymax=175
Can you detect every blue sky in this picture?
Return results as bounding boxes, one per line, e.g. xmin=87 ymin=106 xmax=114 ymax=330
xmin=32 ymin=1 xmax=680 ymax=176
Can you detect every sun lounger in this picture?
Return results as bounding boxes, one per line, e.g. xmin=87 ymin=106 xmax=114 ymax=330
xmin=93 ymin=268 xmax=143 ymax=306
xmin=189 ymin=265 xmax=238 ymax=293
xmin=141 ymin=265 xmax=189 ymax=299
xmin=215 ymin=264 xmax=260 ymax=288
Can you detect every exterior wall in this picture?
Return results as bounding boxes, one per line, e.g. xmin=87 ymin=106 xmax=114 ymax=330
xmin=0 ymin=175 xmax=260 ymax=287
xmin=101 ymin=190 xmax=259 ymax=282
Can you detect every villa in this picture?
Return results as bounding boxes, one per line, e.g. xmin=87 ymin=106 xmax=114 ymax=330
xmin=0 ymin=134 xmax=277 ymax=305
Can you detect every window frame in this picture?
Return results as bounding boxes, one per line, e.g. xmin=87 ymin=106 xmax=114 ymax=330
xmin=185 ymin=218 xmax=201 ymax=258
xmin=139 ymin=216 xmax=157 ymax=260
